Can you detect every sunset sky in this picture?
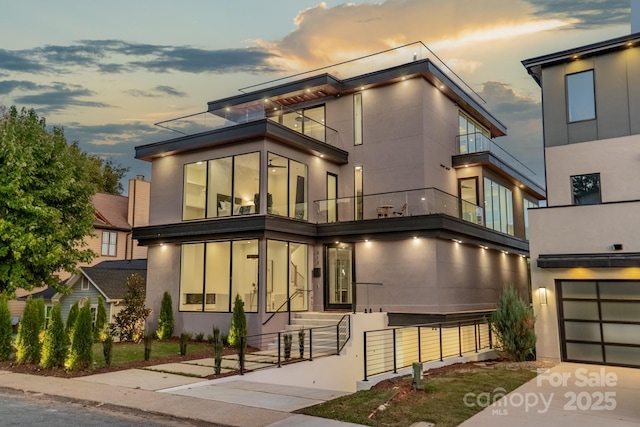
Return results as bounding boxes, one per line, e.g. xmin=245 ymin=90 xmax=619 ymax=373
xmin=0 ymin=0 xmax=632 ymax=190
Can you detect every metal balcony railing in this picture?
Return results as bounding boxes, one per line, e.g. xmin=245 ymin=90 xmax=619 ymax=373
xmin=314 ymin=187 xmax=484 ymax=225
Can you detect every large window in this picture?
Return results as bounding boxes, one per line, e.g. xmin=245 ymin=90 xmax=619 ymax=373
xmin=278 ymin=105 xmax=326 ymax=142
xmin=267 ymin=153 xmax=308 ymax=220
xmin=180 ymin=240 xmax=259 ymax=312
xmin=101 ymin=231 xmax=117 ymax=256
xmin=523 ymin=199 xmax=538 ymax=240
xmin=567 ymin=70 xmax=595 ymax=122
xmin=327 ymin=173 xmax=338 ymax=223
xmin=355 ymin=166 xmax=363 ymax=220
xmin=458 ymin=113 xmax=490 ymax=154
xmin=183 ymin=152 xmax=260 ymax=220
xmin=266 ymin=240 xmax=308 ymax=312
xmin=572 ymin=173 xmax=601 ymax=205
xmin=484 ymin=177 xmax=514 ymax=235
xmin=354 ymin=93 xmax=363 ymax=145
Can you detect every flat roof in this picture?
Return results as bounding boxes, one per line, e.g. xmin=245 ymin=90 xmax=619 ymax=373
xmin=522 ymin=32 xmax=640 ymax=85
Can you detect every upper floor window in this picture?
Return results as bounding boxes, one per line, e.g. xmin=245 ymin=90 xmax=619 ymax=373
xmin=523 ymin=199 xmax=538 ymax=240
xmin=572 ymin=173 xmax=601 ymax=205
xmin=354 ymin=93 xmax=363 ymax=145
xmin=567 ymin=70 xmax=595 ymax=122
xmin=273 ymin=105 xmax=326 ymax=142
xmin=183 ymin=152 xmax=260 ymax=220
xmin=458 ymin=113 xmax=490 ymax=154
xmin=80 ymin=276 xmax=90 ymax=290
xmin=484 ymin=177 xmax=514 ymax=236
xmin=267 ymin=153 xmax=308 ymax=220
xmin=101 ymin=231 xmax=117 ymax=256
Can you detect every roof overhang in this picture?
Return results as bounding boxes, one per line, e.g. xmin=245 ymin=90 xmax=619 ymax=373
xmin=537 ymin=253 xmax=640 ymax=268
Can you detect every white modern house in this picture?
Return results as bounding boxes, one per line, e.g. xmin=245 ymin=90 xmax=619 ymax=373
xmin=134 ymin=43 xmax=544 ymax=337
xmin=524 ymin=32 xmax=640 ymax=368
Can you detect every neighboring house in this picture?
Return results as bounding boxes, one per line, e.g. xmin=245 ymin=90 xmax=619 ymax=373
xmin=55 ymin=259 xmax=147 ymax=324
xmin=133 ymin=43 xmax=545 ymax=336
xmin=10 ymin=177 xmax=150 ymax=318
xmin=523 ymin=32 xmax=640 ymax=368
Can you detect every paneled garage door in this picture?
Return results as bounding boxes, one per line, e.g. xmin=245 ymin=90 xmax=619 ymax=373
xmin=558 ymin=280 xmax=640 ymax=367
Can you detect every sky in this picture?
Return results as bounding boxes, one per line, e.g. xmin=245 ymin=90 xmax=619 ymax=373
xmin=0 ymin=0 xmax=633 ymax=192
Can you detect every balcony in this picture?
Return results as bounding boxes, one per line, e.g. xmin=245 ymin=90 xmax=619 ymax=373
xmin=314 ymin=188 xmax=484 ymax=225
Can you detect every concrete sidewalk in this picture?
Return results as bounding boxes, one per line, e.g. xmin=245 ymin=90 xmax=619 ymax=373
xmin=0 ymin=369 xmax=365 ymax=427
xmin=458 ymin=362 xmax=640 ymax=427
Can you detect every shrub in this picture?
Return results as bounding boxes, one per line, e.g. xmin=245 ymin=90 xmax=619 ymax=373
xmin=283 ymin=333 xmax=292 ymax=360
xmin=15 ymin=297 xmax=44 ymax=364
xmin=0 ymin=296 xmax=13 ymax=361
xmin=213 ymin=326 xmax=223 ymax=375
xmin=65 ymin=299 xmax=93 ymax=371
xmin=180 ymin=332 xmax=191 ymax=356
xmin=94 ymin=296 xmax=108 ymax=343
xmin=206 ymin=334 xmax=214 ymax=344
xmin=144 ymin=333 xmax=153 ymax=361
xmin=194 ymin=332 xmax=205 ymax=342
xmin=65 ymin=301 xmax=80 ymax=345
xmin=156 ymin=292 xmax=174 ymax=341
xmin=298 ymin=328 xmax=305 ymax=359
xmin=490 ymin=287 xmax=537 ymax=362
xmin=227 ymin=295 xmax=246 ymax=348
xmin=113 ymin=273 xmax=151 ymax=343
xmin=103 ymin=335 xmax=113 ymax=366
xmin=40 ymin=303 xmax=66 ymax=368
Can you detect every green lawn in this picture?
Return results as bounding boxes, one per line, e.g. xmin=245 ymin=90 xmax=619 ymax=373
xmin=299 ymin=365 xmax=538 ymax=427
xmin=91 ymin=340 xmax=212 ymax=368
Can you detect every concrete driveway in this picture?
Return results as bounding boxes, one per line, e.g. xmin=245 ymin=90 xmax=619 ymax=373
xmin=459 ymin=362 xmax=640 ymax=426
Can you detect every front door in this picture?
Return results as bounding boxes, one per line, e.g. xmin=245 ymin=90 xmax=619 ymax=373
xmin=325 ymin=244 xmax=354 ymax=310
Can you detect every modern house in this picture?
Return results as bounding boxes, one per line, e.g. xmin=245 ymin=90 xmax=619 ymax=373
xmin=10 ymin=177 xmax=150 ymax=319
xmin=523 ymin=32 xmax=640 ymax=368
xmin=134 ymin=43 xmax=545 ymax=337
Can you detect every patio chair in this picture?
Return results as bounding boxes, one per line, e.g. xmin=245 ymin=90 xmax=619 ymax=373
xmin=393 ymin=203 xmax=407 ymax=217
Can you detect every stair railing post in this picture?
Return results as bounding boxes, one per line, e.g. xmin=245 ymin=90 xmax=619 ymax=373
xmin=309 ymin=328 xmax=313 ymax=361
xmin=474 ymin=319 xmax=478 ymax=353
xmin=458 ymin=321 xmax=462 ymax=357
xmin=488 ymin=319 xmax=493 ymax=349
xmin=392 ymin=329 xmax=397 ymax=374
xmin=336 ymin=324 xmax=340 ymax=355
xmin=363 ymin=331 xmax=368 ymax=381
xmin=439 ymin=324 xmax=443 ymax=361
xmin=277 ymin=332 xmax=282 ymax=368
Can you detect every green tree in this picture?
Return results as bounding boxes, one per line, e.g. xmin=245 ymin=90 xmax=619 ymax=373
xmin=156 ymin=291 xmax=174 ymax=341
xmin=65 ymin=300 xmax=80 ymax=345
xmin=0 ymin=107 xmax=97 ymax=295
xmin=15 ymin=297 xmax=44 ymax=364
xmin=0 ymin=295 xmax=13 ymax=361
xmin=86 ymin=156 xmax=130 ymax=195
xmin=228 ymin=295 xmax=246 ymax=348
xmin=94 ymin=296 xmax=108 ymax=343
xmin=40 ymin=303 xmax=66 ymax=368
xmin=113 ymin=273 xmax=150 ymax=342
xmin=65 ymin=299 xmax=93 ymax=370
xmin=490 ymin=287 xmax=537 ymax=361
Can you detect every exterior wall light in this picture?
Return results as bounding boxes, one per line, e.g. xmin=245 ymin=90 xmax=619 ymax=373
xmin=539 ymin=287 xmax=548 ymax=305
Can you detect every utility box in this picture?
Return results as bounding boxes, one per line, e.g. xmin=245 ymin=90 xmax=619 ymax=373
xmin=412 ymin=362 xmax=424 ymax=390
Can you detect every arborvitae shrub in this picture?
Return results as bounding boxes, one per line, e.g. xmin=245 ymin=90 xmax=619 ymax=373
xmin=156 ymin=292 xmax=174 ymax=341
xmin=40 ymin=303 xmax=66 ymax=368
xmin=490 ymin=287 xmax=537 ymax=362
xmin=179 ymin=332 xmax=191 ymax=356
xmin=103 ymin=335 xmax=113 ymax=366
xmin=94 ymin=296 xmax=108 ymax=343
xmin=0 ymin=296 xmax=13 ymax=361
xmin=213 ymin=326 xmax=223 ymax=375
xmin=15 ymin=298 xmax=44 ymax=364
xmin=227 ymin=295 xmax=246 ymax=348
xmin=144 ymin=333 xmax=152 ymax=361
xmin=65 ymin=301 xmax=80 ymax=345
xmin=65 ymin=299 xmax=93 ymax=370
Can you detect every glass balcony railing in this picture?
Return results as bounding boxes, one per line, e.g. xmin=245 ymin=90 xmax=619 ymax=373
xmin=314 ymin=188 xmax=484 ymax=225
xmin=155 ymin=100 xmax=342 ymax=147
xmin=456 ymin=132 xmax=536 ymax=177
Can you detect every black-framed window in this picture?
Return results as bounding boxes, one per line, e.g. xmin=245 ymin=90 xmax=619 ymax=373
xmin=354 ymin=93 xmax=363 ymax=145
xmin=267 ymin=153 xmax=308 ymax=220
xmin=566 ymin=70 xmax=596 ymax=122
xmin=571 ymin=173 xmax=601 ymax=205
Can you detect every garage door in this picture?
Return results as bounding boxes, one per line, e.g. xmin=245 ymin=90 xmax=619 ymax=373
xmin=558 ymin=280 xmax=640 ymax=367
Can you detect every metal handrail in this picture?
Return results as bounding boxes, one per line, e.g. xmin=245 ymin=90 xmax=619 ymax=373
xmin=337 ymin=314 xmax=351 ymax=354
xmin=262 ymin=289 xmax=303 ymax=326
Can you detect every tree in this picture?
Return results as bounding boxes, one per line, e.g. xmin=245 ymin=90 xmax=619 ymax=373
xmin=65 ymin=300 xmax=80 ymax=345
xmin=490 ymin=287 xmax=537 ymax=361
xmin=40 ymin=303 xmax=66 ymax=368
xmin=15 ymin=297 xmax=44 ymax=364
xmin=0 ymin=107 xmax=97 ymax=295
xmin=228 ymin=294 xmax=246 ymax=348
xmin=65 ymin=299 xmax=93 ymax=370
xmin=86 ymin=156 xmax=130 ymax=195
xmin=156 ymin=292 xmax=174 ymax=341
xmin=94 ymin=296 xmax=108 ymax=343
xmin=0 ymin=295 xmax=13 ymax=361
xmin=113 ymin=273 xmax=150 ymax=342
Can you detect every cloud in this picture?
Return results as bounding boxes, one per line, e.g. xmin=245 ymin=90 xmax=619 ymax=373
xmin=125 ymin=85 xmax=187 ymax=98
xmin=528 ymin=0 xmax=630 ymax=29
xmin=12 ymin=82 xmax=111 ymax=113
xmin=257 ymin=0 xmax=572 ymax=71
xmin=0 ymin=40 xmax=280 ymax=75
xmin=0 ymin=80 xmax=46 ymax=95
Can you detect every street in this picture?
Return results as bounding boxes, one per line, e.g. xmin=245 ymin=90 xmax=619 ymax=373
xmin=0 ymin=389 xmax=225 ymax=427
